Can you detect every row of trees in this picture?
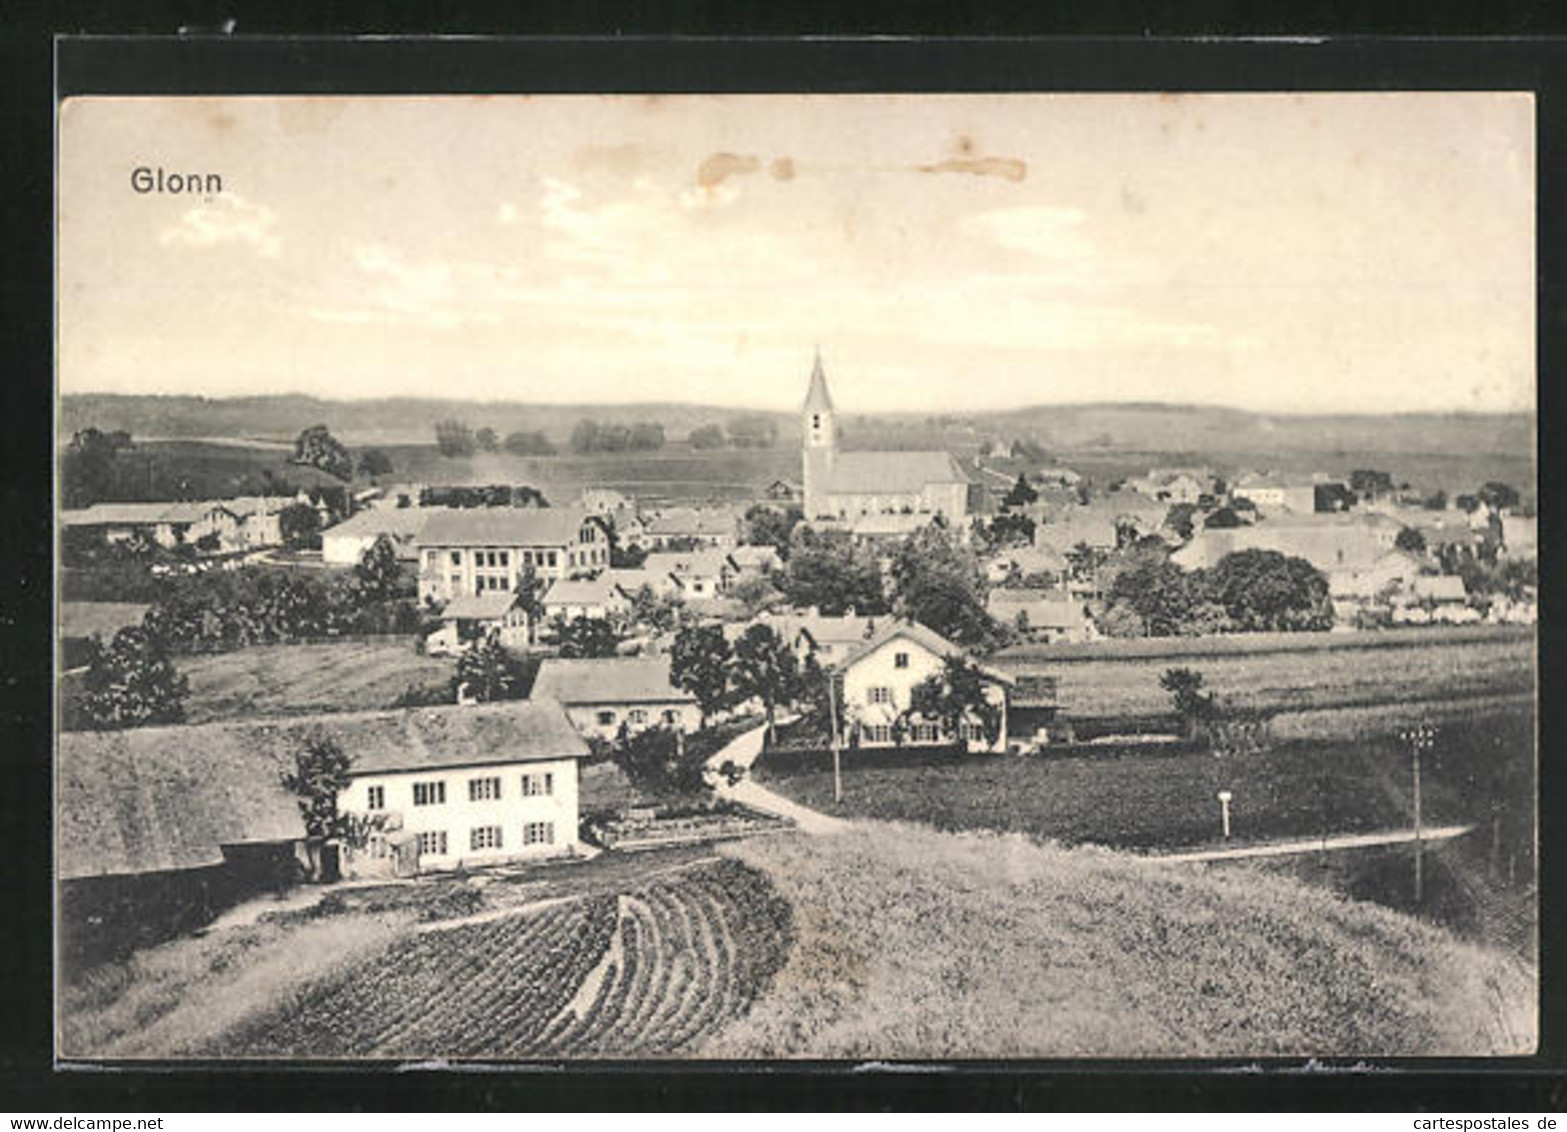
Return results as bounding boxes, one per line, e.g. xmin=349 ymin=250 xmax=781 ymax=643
xmin=570 ymin=420 xmax=666 ymax=454
xmin=1099 ymin=545 xmax=1333 ymax=637
xmin=688 ymin=415 xmax=780 ymax=451
xmin=417 ymin=484 xmax=550 ymax=509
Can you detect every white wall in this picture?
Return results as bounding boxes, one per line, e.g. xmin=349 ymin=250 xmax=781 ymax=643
xmin=841 ymin=635 xmax=1007 ymax=752
xmin=339 ymin=757 xmax=580 ymax=871
xmin=563 ymin=700 xmax=702 ymax=741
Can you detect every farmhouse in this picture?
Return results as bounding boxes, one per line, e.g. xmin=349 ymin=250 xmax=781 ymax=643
xmin=321 ymin=505 xmax=444 ymax=565
xmin=800 ymin=352 xmax=969 ymax=526
xmin=57 ymin=700 xmax=591 ymax=957
xmin=983 ymin=544 xmax=1067 ymax=586
xmin=642 ymin=507 xmax=740 ymax=550
xmin=1033 ymin=512 xmax=1119 ymax=556
xmin=60 ymin=496 xmax=292 ymax=554
xmin=417 ymin=507 xmax=610 ymax=602
xmin=641 ymin=549 xmax=739 ymax=601
xmin=424 ymin=590 xmax=532 ymax=656
xmin=732 ymin=609 xmax=883 ymax=666
xmin=729 ymin=544 xmax=783 ymax=577
xmin=540 ymin=574 xmax=632 ymax=624
xmin=987 ymin=590 xmax=1094 ymax=644
xmin=1232 ymin=472 xmax=1318 ymax=516
xmin=531 ymin=656 xmax=701 ymax=740
xmin=836 ymin=619 xmax=1013 ymax=753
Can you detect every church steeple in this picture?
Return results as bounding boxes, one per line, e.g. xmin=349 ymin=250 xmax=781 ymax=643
xmin=803 ymin=346 xmax=834 ymax=413
xmin=801 ymin=347 xmax=836 ymax=520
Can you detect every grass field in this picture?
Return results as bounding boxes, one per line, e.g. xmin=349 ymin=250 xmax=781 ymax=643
xmin=709 ymin=823 xmax=1534 ymax=1057
xmin=178 ymin=639 xmax=453 ymax=725
xmin=1000 ymin=627 xmax=1534 ymax=720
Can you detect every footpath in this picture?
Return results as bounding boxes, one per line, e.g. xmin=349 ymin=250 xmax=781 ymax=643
xmin=702 ymin=716 xmax=851 ymax=836
xmin=1148 ymin=823 xmax=1475 ymax=864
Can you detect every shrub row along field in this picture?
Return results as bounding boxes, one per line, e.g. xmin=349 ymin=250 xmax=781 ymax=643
xmin=757 ymin=704 xmax=1535 ymax=856
xmin=709 ymin=823 xmax=1535 ymax=1058
xmin=1001 ymin=627 xmax=1533 ymax=720
xmin=196 ymin=859 xmax=791 ymax=1059
xmin=177 ymin=639 xmax=452 ymax=725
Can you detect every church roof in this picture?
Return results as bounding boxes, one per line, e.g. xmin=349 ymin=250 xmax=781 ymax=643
xmin=802 ymin=350 xmax=834 ymax=412
xmin=822 ymin=450 xmax=969 ymax=494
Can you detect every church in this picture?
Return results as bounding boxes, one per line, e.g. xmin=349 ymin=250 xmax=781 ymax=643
xmin=800 ymin=351 xmax=970 ymax=529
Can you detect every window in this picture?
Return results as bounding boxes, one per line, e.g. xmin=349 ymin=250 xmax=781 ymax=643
xmin=468 ymin=776 xmax=501 ymax=802
xmin=867 ymin=686 xmax=894 ymax=706
xmin=629 ymin=709 xmax=648 ymax=725
xmin=662 ymin=709 xmax=680 ymax=724
xmin=412 ymin=781 xmax=446 ymax=806
xmin=867 ymin=725 xmax=892 ymax=744
xmin=450 ymin=551 xmax=461 ymax=566
xmin=470 ymin=825 xmax=503 ymax=851
xmin=425 ymin=551 xmax=437 ymax=570
xmin=521 ymin=772 xmax=554 ymax=797
xmin=958 ymin=722 xmax=984 ymax=742
xmin=911 ymin=723 xmax=940 ymax=743
xmin=499 ymin=552 xmax=508 ymax=567
xmin=596 ymin=710 xmax=617 ymax=726
xmin=417 ymin=830 xmax=448 ymax=856
xmin=523 ymin=821 xmax=555 ymax=846
xmin=894 ymin=652 xmax=910 ymax=669
xmin=523 ymin=550 xmax=534 ymax=565
xmin=449 ymin=574 xmax=461 ymax=591
xmin=547 ymin=551 xmax=558 ymax=567
xmin=365 ymin=785 xmax=385 ymax=811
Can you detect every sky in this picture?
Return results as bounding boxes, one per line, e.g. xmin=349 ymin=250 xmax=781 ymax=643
xmin=57 ymin=93 xmax=1535 ymax=415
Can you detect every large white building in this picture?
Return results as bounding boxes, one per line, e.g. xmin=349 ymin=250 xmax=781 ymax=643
xmin=800 ymin=352 xmax=970 ymax=527
xmin=417 ymin=507 xmax=611 ymax=603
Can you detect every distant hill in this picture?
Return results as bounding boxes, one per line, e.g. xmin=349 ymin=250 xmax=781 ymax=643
xmin=59 ymin=392 xmax=1532 ymax=461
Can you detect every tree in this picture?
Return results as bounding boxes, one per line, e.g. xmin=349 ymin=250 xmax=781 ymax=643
xmin=434 ymin=419 xmax=477 ymax=458
xmin=570 ymin=420 xmax=601 ymax=454
xmin=744 ymin=504 xmax=802 ymax=557
xmin=1314 ymin=483 xmax=1357 ymax=513
xmin=503 ymin=429 xmax=557 ymax=456
xmin=510 ymin=485 xmax=550 ymax=508
xmin=1164 ymin=503 xmax=1198 ymax=542
xmin=888 ymin=524 xmax=999 ymax=651
xmin=291 ymin=425 xmax=353 ymax=481
xmin=1479 ymin=481 xmax=1521 ymax=513
xmin=555 ymin=615 xmax=619 ymax=658
xmin=1204 ymin=549 xmax=1332 ymax=632
xmin=76 ymin=625 xmax=190 ymax=730
xmin=1105 ymin=550 xmax=1198 ymax=637
xmin=730 ymin=573 xmax=778 ymax=617
xmin=670 ymin=624 xmax=734 ymax=726
xmin=1204 ymin=506 xmax=1243 ymax=529
xmin=1350 ymin=469 xmax=1395 ymax=498
xmin=1001 ymin=473 xmax=1038 ymax=509
xmin=611 ymin=541 xmax=649 ymax=569
xmin=279 ymin=502 xmax=322 ymax=550
xmin=475 ymin=427 xmax=499 ymax=453
xmin=908 ymin=656 xmax=1002 ymax=748
xmin=1065 ymin=541 xmax=1107 ymax=584
xmin=615 ymin=724 xmax=706 ymax=793
xmin=781 ymin=527 xmax=888 ymax=616
xmin=688 ymin=424 xmax=725 ymax=450
xmin=729 ymin=624 xmax=800 ymax=746
xmin=62 ymin=427 xmax=134 ymax=508
xmin=355 ymin=535 xmax=403 ymax=601
xmin=1455 ymin=493 xmax=1481 ymax=514
xmin=627 ymin=583 xmax=684 ymax=635
xmin=280 ymin=731 xmax=354 ymax=880
xmin=456 ymin=638 xmax=523 ymax=702
xmin=1160 ymin=667 xmax=1218 ymax=739
xmin=357 ymin=448 xmax=393 ymax=478
xmin=726 ymin=415 xmax=779 ymax=449
xmin=1423 ymin=490 xmax=1449 ymax=511
xmin=1395 ymin=526 xmax=1428 ymax=555
xmin=628 ymin=422 xmax=666 ymax=451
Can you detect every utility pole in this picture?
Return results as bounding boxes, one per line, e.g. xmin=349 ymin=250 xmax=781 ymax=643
xmin=827 ymin=666 xmax=842 ymax=805
xmin=1399 ymin=724 xmax=1436 ymax=910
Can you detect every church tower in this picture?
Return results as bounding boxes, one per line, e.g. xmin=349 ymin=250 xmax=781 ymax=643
xmin=801 ymin=347 xmax=836 ymax=520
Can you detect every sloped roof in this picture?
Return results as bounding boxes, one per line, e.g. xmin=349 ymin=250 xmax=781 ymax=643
xmin=1413 ymin=575 xmax=1468 ymax=601
xmin=531 ymin=656 xmax=695 ymax=707
xmin=642 ymin=550 xmax=736 ymax=577
xmin=440 ymin=590 xmax=521 ymax=620
xmin=58 ymin=601 xmax=151 ymax=642
xmin=802 ymin=350 xmax=834 ymax=412
xmin=61 ymin=502 xmax=198 ymax=527
xmin=987 ymin=590 xmax=1089 ymax=631
xmin=1035 ymin=514 xmax=1119 ymax=551
xmin=643 ymin=507 xmax=738 ymax=536
xmin=822 ymin=450 xmax=969 ymax=494
xmin=605 ymin=568 xmax=680 ymax=596
xmin=736 ymin=611 xmax=882 ymax=650
xmin=418 ymin=507 xmax=598 ymax=547
xmin=542 ymin=575 xmax=626 ymax=607
xmin=324 ymin=506 xmax=444 ymax=540
xmin=838 ymin=617 xmax=1015 ymax=684
xmin=730 ymin=545 xmax=782 ymax=569
xmin=57 ymin=699 xmax=588 ymax=880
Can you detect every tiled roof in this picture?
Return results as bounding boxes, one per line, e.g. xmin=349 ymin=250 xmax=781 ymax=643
xmin=57 ymin=699 xmax=588 ymax=880
xmin=822 ymin=450 xmax=969 ymax=494
xmin=418 ymin=507 xmax=599 ymax=547
xmin=324 ymin=506 xmax=445 ymax=540
xmin=440 ymin=591 xmax=521 ymax=620
xmin=643 ymin=507 xmax=738 ymax=536
xmin=837 ymin=617 xmax=1015 ymax=684
xmin=542 ymin=575 xmax=625 ymax=606
xmin=803 ymin=351 xmax=834 ymax=412
xmin=987 ymin=590 xmax=1089 ymax=630
xmin=530 ymin=656 xmax=695 ymax=707
xmin=642 ymin=550 xmax=736 ymax=577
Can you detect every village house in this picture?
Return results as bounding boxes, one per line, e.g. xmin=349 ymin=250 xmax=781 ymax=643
xmin=733 ymin=609 xmax=883 ymax=667
xmin=1128 ymin=468 xmax=1210 ymax=505
xmin=1231 ymin=472 xmax=1319 ymax=516
xmin=578 ymin=488 xmax=630 ymax=515
xmin=1033 ymin=512 xmax=1120 ymax=557
xmin=1172 ymin=513 xmax=1403 ymax=574
xmin=800 ymin=352 xmax=970 ymax=526
xmin=729 ymin=544 xmax=783 ymax=577
xmin=642 ymin=506 xmax=740 ymax=550
xmin=57 ymin=700 xmax=591 ymax=957
xmin=321 ymin=505 xmax=445 ymax=565
xmin=416 ymin=508 xmax=611 ymax=603
xmin=605 ymin=566 xmax=684 ymax=602
xmin=987 ymin=589 xmax=1095 ymax=644
xmin=641 ymin=549 xmax=740 ymax=602
xmin=835 ymin=619 xmax=1013 ymax=753
xmin=60 ymin=501 xmax=201 ymax=549
xmin=1326 ymin=549 xmax=1426 ymax=625
xmin=423 ymin=590 xmax=532 ymax=656
xmin=530 ymin=656 xmax=701 ymax=741
xmin=539 ymin=574 xmax=632 ymax=624
xmin=764 ymin=479 xmax=802 ymax=502
xmin=983 ymin=544 xmax=1068 ymax=587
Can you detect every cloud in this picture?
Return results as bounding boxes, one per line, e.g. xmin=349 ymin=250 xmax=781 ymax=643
xmin=961 ymin=206 xmax=1092 ymax=259
xmin=307 ymin=244 xmax=503 ymax=330
xmin=159 ymin=193 xmax=280 ymax=258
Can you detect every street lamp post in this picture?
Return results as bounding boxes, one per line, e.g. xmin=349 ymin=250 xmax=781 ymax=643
xmin=1398 ymin=724 xmax=1437 ymax=909
xmin=826 ymin=667 xmax=842 ymax=805
xmin=1217 ymin=789 xmax=1233 ymax=840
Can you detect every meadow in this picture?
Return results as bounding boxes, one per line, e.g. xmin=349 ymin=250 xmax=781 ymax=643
xmin=176 ymin=638 xmax=453 ymax=725
xmin=708 ymin=823 xmax=1534 ymax=1058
